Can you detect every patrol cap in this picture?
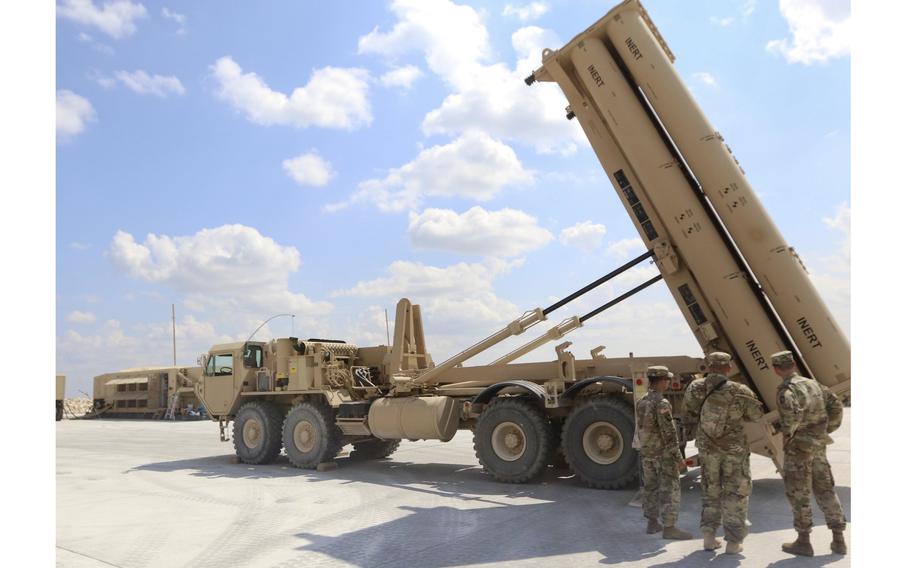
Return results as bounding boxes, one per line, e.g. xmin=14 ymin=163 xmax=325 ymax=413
xmin=770 ymin=350 xmax=795 ymax=367
xmin=705 ymin=352 xmax=732 ymax=366
xmin=646 ymin=366 xmax=673 ymax=380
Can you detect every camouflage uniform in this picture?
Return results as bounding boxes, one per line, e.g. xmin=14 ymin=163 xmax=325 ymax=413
xmin=774 ymin=351 xmax=846 ymax=534
xmin=683 ymin=352 xmax=764 ymax=545
xmin=636 ymin=366 xmax=683 ymax=527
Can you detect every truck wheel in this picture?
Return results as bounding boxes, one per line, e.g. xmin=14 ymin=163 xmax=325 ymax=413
xmin=562 ymin=395 xmax=638 ymax=489
xmin=473 ymin=397 xmax=552 ymax=483
xmin=350 ymin=439 xmax=401 ymax=460
xmin=232 ymin=401 xmax=283 ymax=465
xmin=282 ymin=401 xmax=343 ymax=469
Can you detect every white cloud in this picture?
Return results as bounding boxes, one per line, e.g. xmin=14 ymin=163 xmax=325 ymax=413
xmin=68 ymin=242 xmax=91 ymax=251
xmin=408 ymin=207 xmax=552 ymax=257
xmin=359 ymin=1 xmax=582 ymax=154
xmin=57 ymin=0 xmax=148 ymax=39
xmin=105 ymin=70 xmax=185 ymax=97
xmin=56 ymin=90 xmax=96 ymax=140
xmin=67 ymin=310 xmax=97 ymax=324
xmin=108 ymin=225 xmax=333 ymax=326
xmin=766 ymin=0 xmax=850 ymax=65
xmin=693 ymin=71 xmax=718 ymax=87
xmin=808 ymin=203 xmax=850 ymax=334
xmin=710 ymin=16 xmax=735 ymax=27
xmin=559 ymin=221 xmax=606 ymax=252
xmin=211 ymin=56 xmax=372 ymax=130
xmin=503 ymin=2 xmax=550 ymax=21
xmin=282 ymin=152 xmax=335 ymax=187
xmin=743 ymin=0 xmax=758 ymax=17
xmin=605 ymin=237 xmax=645 ymax=260
xmin=380 ymin=65 xmax=423 ymax=89
xmin=332 ymin=131 xmax=534 ymax=213
xmin=162 ymin=7 xmax=187 ymax=34
xmin=333 ymin=258 xmax=522 ymax=331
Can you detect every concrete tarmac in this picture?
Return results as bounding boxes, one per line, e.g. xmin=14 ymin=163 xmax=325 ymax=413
xmin=57 ymin=410 xmax=850 ymax=568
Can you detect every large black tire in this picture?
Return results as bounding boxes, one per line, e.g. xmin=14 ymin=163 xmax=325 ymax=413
xmin=232 ymin=401 xmax=283 ymax=465
xmin=473 ymin=397 xmax=553 ymax=483
xmin=350 ymin=438 xmax=401 ymax=461
xmin=282 ymin=401 xmax=344 ymax=469
xmin=562 ymin=395 xmax=638 ymax=489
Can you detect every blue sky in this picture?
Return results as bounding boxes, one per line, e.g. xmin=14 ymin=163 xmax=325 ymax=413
xmin=56 ymin=0 xmax=850 ymax=396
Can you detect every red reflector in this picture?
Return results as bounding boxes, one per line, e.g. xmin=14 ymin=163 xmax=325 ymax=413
xmin=686 ymin=459 xmax=694 ymax=466
xmin=635 ymin=378 xmax=643 ymax=385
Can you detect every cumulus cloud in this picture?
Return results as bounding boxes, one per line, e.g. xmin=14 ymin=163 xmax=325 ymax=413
xmin=380 ymin=65 xmax=423 ymax=89
xmin=359 ymin=1 xmax=582 ymax=154
xmin=809 ymin=203 xmax=850 ymax=333
xmin=57 ymin=90 xmax=96 ymax=140
xmin=57 ymin=0 xmax=148 ymax=39
xmin=211 ymin=56 xmax=372 ymax=129
xmin=503 ymin=2 xmax=550 ymax=21
xmin=67 ymin=310 xmax=97 ymax=324
xmin=282 ymin=152 xmax=335 ymax=187
xmin=101 ymin=69 xmax=185 ymax=97
xmin=333 ymin=258 xmax=522 ymax=332
xmin=710 ymin=16 xmax=735 ymax=27
xmin=108 ymin=224 xmax=332 ymax=327
xmin=693 ymin=71 xmax=718 ymax=87
xmin=766 ymin=0 xmax=850 ymax=65
xmin=161 ymin=7 xmax=187 ymax=34
xmin=605 ymin=237 xmax=645 ymax=260
xmin=559 ymin=221 xmax=606 ymax=252
xmin=331 ymin=131 xmax=534 ymax=213
xmin=408 ymin=207 xmax=552 ymax=257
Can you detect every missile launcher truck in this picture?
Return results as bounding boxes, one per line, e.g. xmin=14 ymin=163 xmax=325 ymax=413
xmin=191 ymin=0 xmax=850 ymax=488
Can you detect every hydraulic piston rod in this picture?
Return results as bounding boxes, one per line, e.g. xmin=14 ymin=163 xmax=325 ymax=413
xmin=493 ymin=272 xmax=664 ymax=365
xmin=410 ymin=251 xmax=657 ymax=386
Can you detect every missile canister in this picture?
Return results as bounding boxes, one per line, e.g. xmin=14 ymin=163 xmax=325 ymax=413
xmin=537 ymin=58 xmax=727 ymax=359
xmin=535 ymin=36 xmax=789 ymax=407
xmin=602 ymin=1 xmax=850 ymax=388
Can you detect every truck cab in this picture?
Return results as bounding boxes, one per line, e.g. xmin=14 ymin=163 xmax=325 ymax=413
xmin=198 ymin=341 xmax=266 ymax=416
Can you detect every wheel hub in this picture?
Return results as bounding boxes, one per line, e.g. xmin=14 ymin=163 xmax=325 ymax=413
xmin=491 ymin=421 xmax=527 ymax=462
xmin=242 ymin=419 xmax=263 ymax=449
xmin=582 ymin=421 xmax=623 ymax=465
xmin=294 ymin=420 xmax=317 ymax=453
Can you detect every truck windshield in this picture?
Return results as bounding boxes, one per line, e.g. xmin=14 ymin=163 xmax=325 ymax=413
xmin=207 ymin=353 xmax=233 ymax=376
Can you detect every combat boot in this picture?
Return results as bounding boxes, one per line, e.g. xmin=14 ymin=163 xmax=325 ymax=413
xmin=782 ymin=531 xmax=814 ymax=557
xmin=703 ymin=531 xmax=722 ymax=551
xmin=831 ymin=530 xmax=847 ymax=555
xmin=724 ymin=541 xmax=743 ymax=555
xmin=662 ymin=526 xmax=693 ymax=540
xmin=646 ymin=519 xmax=662 ymax=534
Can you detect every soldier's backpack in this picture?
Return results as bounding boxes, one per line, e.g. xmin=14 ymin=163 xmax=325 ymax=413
xmin=699 ymin=379 xmax=730 ymax=440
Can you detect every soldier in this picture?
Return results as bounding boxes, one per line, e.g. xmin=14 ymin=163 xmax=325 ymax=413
xmin=772 ymin=350 xmax=847 ymax=556
xmin=683 ymin=352 xmax=763 ymax=555
xmin=636 ymin=366 xmax=693 ymax=540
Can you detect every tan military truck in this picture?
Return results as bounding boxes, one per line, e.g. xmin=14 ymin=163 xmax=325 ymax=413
xmin=192 ymin=0 xmax=850 ymax=488
xmin=56 ymin=374 xmax=65 ymax=421
xmin=92 ymin=366 xmax=203 ymax=419
xmin=193 ymin=284 xmax=704 ymax=488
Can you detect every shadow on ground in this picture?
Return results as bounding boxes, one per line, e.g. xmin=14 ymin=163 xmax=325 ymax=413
xmin=132 ymin=453 xmax=849 ymax=567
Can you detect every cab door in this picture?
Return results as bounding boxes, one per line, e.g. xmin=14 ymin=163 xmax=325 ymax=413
xmin=202 ymin=352 xmax=235 ymax=415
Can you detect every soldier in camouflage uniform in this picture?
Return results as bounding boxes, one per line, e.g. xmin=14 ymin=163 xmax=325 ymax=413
xmin=683 ymin=351 xmax=763 ymax=555
xmin=772 ymin=350 xmax=847 ymax=556
xmin=635 ymin=366 xmax=693 ymax=540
